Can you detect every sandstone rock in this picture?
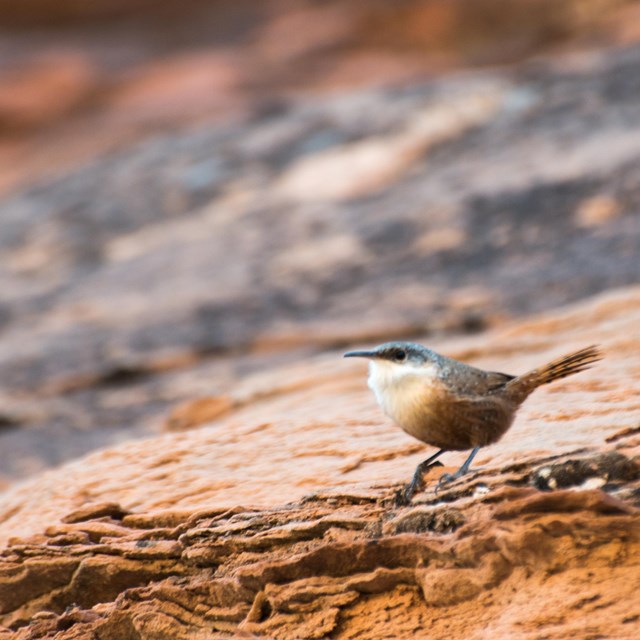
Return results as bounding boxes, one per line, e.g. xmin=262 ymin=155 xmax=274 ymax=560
xmin=2 ymin=3 xmax=640 ymax=638
xmin=165 ymin=396 xmax=236 ymax=432
xmin=1 ymin=282 xmax=640 ymax=545
xmin=0 ymin=460 xmax=638 ymax=638
xmin=0 ymin=0 xmax=637 ymax=197
xmin=1 ymin=286 xmax=640 ymax=638
xmin=2 ymin=45 xmax=640 ymax=481
xmin=0 ymin=54 xmax=95 ymax=133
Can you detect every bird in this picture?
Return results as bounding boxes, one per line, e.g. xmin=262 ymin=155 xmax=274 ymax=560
xmin=344 ymin=342 xmax=602 ymax=504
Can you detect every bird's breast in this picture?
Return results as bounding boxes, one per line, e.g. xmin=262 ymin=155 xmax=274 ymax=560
xmin=366 ymin=360 xmax=512 ymax=449
xmin=367 ymin=362 xmax=441 ymax=437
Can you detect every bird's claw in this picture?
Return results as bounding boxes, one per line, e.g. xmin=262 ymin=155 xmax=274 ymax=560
xmin=434 ymin=472 xmax=459 ymax=495
xmin=438 ymin=472 xmax=457 ymax=485
xmin=395 ymin=460 xmax=449 ymax=506
xmin=395 ymin=479 xmax=422 ymax=506
xmin=394 ymin=487 xmax=411 ymax=507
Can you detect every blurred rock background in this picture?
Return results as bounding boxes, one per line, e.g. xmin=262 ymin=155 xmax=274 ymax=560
xmin=0 ymin=0 xmax=640 ymax=484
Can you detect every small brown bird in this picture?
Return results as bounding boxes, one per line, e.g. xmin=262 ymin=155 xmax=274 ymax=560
xmin=344 ymin=342 xmax=601 ymax=503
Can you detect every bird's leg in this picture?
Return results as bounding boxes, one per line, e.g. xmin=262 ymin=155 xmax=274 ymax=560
xmin=395 ymin=449 xmax=445 ymax=506
xmin=437 ymin=446 xmax=480 ymax=490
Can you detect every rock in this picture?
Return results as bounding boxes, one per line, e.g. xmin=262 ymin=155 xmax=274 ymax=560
xmin=0 ymin=286 xmax=640 ymax=637
xmin=0 ymin=54 xmax=95 ymax=133
xmin=2 ymin=6 xmax=640 ymax=636
xmin=274 ymin=84 xmax=506 ymax=202
xmin=3 ymin=45 xmax=640 ymax=480
xmin=0 ymin=455 xmax=638 ymax=638
xmin=532 ymin=452 xmax=640 ymax=492
xmin=1 ymin=284 xmax=640 ymax=546
xmin=1 ymin=0 xmax=629 ymax=196
xmin=383 ymin=506 xmax=465 ymax=535
xmin=165 ymin=396 xmax=236 ymax=432
xmin=574 ymin=194 xmax=622 ymax=228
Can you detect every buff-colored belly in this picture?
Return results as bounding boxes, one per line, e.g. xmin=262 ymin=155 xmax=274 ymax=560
xmin=368 ymin=365 xmax=513 ymax=450
xmin=371 ymin=371 xmax=450 ymax=444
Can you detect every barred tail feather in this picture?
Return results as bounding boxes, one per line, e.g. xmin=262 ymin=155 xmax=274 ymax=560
xmin=507 ymin=345 xmax=602 ymax=400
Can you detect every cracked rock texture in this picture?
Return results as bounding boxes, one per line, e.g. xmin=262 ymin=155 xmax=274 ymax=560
xmin=2 ymin=483 xmax=640 ymax=639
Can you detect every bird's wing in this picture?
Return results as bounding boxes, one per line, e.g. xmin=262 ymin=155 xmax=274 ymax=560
xmin=483 ymin=370 xmax=516 ymax=391
xmin=442 ymin=364 xmax=514 ymax=396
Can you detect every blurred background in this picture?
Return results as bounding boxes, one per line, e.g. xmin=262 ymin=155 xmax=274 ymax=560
xmin=0 ymin=0 xmax=639 ymax=485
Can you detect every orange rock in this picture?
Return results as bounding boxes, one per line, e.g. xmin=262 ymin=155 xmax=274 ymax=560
xmin=165 ymin=396 xmax=236 ymax=431
xmin=574 ymin=194 xmax=622 ymax=228
xmin=0 ymin=54 xmax=95 ymax=132
xmin=1 ymin=286 xmax=639 ymax=549
xmin=0 ymin=460 xmax=638 ymax=638
xmin=0 ymin=287 xmax=640 ymax=637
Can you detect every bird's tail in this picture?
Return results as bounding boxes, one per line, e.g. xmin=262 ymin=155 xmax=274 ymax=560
xmin=506 ymin=345 xmax=602 ymax=402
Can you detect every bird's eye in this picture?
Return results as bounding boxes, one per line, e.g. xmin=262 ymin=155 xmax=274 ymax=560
xmin=394 ymin=349 xmax=407 ymax=362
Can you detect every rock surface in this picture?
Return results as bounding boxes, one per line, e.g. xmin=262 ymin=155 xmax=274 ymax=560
xmin=1 ymin=286 xmax=639 ymax=638
xmin=2 ymin=44 xmax=640 ymax=482
xmin=2 ymin=482 xmax=639 ymax=639
xmin=1 ymin=0 xmax=636 ymax=194
xmin=2 ymin=4 xmax=640 ymax=637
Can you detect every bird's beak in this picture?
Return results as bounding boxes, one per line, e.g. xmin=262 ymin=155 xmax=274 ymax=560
xmin=343 ymin=350 xmax=378 ymax=359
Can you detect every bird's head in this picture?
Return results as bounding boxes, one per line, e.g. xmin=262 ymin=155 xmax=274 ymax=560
xmin=344 ymin=341 xmax=433 ymax=365
xmin=344 ymin=341 xmax=439 ymax=389
xmin=344 ymin=341 xmax=442 ymax=419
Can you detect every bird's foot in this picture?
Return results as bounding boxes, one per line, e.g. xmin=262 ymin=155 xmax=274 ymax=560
xmin=393 ymin=488 xmax=410 ymax=507
xmin=435 ymin=470 xmax=466 ymax=494
xmin=395 ymin=461 xmax=444 ymax=506
xmin=434 ymin=448 xmax=480 ymax=495
xmin=394 ymin=480 xmax=421 ymax=507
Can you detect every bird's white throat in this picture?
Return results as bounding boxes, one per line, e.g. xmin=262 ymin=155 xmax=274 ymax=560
xmin=367 ymin=359 xmax=438 ymax=422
